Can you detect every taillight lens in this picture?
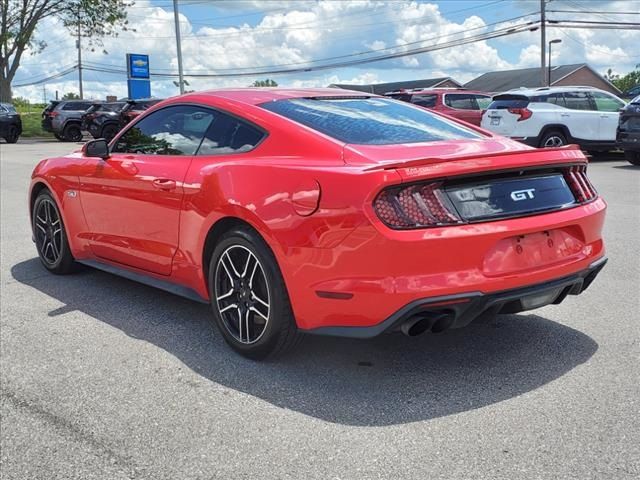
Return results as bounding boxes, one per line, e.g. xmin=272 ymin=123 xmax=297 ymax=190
xmin=507 ymin=107 xmax=532 ymax=121
xmin=563 ymin=165 xmax=597 ymax=203
xmin=49 ymin=111 xmax=59 ymax=117
xmin=373 ymin=182 xmax=463 ymax=229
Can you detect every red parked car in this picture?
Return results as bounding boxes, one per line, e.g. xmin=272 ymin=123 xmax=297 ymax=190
xmin=29 ymin=88 xmax=606 ymax=359
xmin=385 ymin=88 xmax=492 ymax=126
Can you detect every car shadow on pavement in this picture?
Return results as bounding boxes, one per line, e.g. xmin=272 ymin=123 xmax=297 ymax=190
xmin=12 ymin=258 xmax=598 ymax=427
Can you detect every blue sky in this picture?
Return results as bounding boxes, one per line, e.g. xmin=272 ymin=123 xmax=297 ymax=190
xmin=12 ymin=0 xmax=640 ymax=102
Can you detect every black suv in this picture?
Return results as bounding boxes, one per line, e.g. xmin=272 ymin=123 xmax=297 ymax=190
xmin=119 ymin=99 xmax=162 ymax=128
xmin=42 ymin=100 xmax=95 ymax=141
xmin=617 ymin=94 xmax=640 ymax=166
xmin=0 ymin=103 xmax=22 ymax=143
xmin=82 ymin=101 xmax=126 ymax=142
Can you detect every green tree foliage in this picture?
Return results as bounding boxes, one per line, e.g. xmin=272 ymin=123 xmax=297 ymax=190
xmin=62 ymin=92 xmax=80 ymax=100
xmin=609 ymin=65 xmax=640 ymax=94
xmin=251 ymin=79 xmax=278 ymax=87
xmin=0 ymin=0 xmax=133 ymax=102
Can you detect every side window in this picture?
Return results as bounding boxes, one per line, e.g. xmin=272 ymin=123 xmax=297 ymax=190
xmin=563 ymin=92 xmax=592 ymax=111
xmin=590 ymin=92 xmax=624 ymax=112
xmin=411 ymin=94 xmax=437 ymax=108
xmin=444 ymin=94 xmax=479 ymax=110
xmin=548 ymin=93 xmax=567 ymax=107
xmin=0 ymin=105 xmax=7 ymax=113
xmin=198 ymin=112 xmax=264 ymax=155
xmin=475 ymin=95 xmax=492 ymax=110
xmin=62 ymin=102 xmax=92 ymax=111
xmin=113 ymin=105 xmax=215 ymax=155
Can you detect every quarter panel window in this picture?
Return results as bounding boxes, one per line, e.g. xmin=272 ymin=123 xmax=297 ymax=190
xmin=197 ymin=112 xmax=264 ymax=155
xmin=563 ymin=92 xmax=593 ymax=111
xmin=113 ymin=105 xmax=215 ymax=155
xmin=444 ymin=94 xmax=480 ymax=110
xmin=411 ymin=94 xmax=437 ymax=108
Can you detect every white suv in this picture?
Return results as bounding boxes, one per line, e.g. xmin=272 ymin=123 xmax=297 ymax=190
xmin=481 ymin=86 xmax=626 ymax=151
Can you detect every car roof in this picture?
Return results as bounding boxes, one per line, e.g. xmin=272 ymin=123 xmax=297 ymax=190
xmin=386 ymin=88 xmax=489 ymax=96
xmin=180 ymin=87 xmax=375 ymax=106
xmin=501 ymin=86 xmax=615 ymax=97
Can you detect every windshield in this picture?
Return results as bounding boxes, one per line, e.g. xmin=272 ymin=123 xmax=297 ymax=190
xmin=631 ymin=95 xmax=640 ymax=105
xmin=260 ymin=97 xmax=482 ymax=145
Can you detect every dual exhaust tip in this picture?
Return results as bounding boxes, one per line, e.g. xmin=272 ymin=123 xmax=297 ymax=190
xmin=400 ymin=312 xmax=454 ymax=337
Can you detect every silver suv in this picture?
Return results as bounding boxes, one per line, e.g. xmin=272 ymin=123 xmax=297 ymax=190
xmin=42 ymin=100 xmax=95 ymax=142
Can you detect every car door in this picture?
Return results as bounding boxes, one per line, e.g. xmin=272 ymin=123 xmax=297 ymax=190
xmin=590 ymin=91 xmax=626 ymax=141
xmin=77 ymin=104 xmax=216 ymax=275
xmin=560 ymin=91 xmax=600 ymax=141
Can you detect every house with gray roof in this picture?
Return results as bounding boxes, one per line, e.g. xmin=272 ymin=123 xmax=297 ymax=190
xmin=464 ymin=63 xmax=621 ymax=95
xmin=329 ymin=77 xmax=462 ymax=95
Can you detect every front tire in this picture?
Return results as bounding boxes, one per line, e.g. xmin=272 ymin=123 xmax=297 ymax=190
xmin=539 ymin=130 xmax=567 ymax=148
xmin=4 ymin=126 xmax=19 ymax=143
xmin=32 ymin=191 xmax=77 ymax=274
xmin=208 ymin=227 xmax=300 ymax=360
xmin=62 ymin=123 xmax=82 ymax=142
xmin=101 ymin=124 xmax=119 ymax=142
xmin=624 ymin=151 xmax=640 ymax=166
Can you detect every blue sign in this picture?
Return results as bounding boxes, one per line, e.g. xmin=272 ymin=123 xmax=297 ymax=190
xmin=128 ymin=79 xmax=151 ymax=100
xmin=127 ymin=53 xmax=150 ymax=79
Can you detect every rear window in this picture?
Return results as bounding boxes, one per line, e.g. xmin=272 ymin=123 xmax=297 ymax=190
xmin=260 ymin=97 xmax=482 ymax=145
xmin=444 ymin=93 xmax=491 ymax=110
xmin=411 ymin=94 xmax=437 ymax=108
xmin=487 ymin=95 xmax=530 ymax=110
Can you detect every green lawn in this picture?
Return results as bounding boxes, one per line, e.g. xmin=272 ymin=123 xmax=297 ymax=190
xmin=16 ymin=104 xmax=52 ymax=138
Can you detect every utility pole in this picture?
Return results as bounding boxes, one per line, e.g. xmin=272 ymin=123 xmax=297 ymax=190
xmin=173 ymin=0 xmax=185 ymax=94
xmin=540 ymin=0 xmax=546 ymax=86
xmin=76 ymin=8 xmax=83 ymax=99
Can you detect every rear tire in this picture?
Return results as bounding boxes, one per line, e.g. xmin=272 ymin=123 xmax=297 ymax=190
xmin=62 ymin=123 xmax=82 ymax=142
xmin=4 ymin=126 xmax=19 ymax=143
xmin=32 ymin=190 xmax=77 ymax=274
xmin=539 ymin=130 xmax=567 ymax=148
xmin=54 ymin=133 xmax=64 ymax=141
xmin=208 ymin=226 xmax=300 ymax=360
xmin=101 ymin=124 xmax=119 ymax=142
xmin=624 ymin=151 xmax=640 ymax=166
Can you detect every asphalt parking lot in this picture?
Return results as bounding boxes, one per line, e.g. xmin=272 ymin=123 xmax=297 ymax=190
xmin=1 ymin=141 xmax=638 ymax=480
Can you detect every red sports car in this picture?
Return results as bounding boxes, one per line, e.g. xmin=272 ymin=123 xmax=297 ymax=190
xmin=29 ymin=88 xmax=607 ymax=359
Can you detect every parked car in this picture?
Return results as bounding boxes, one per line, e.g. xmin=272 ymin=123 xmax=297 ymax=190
xmin=42 ymin=100 xmax=96 ymax=142
xmin=385 ymin=88 xmax=491 ymax=126
xmin=617 ymin=94 xmax=640 ymax=166
xmin=624 ymin=85 xmax=640 ymax=99
xmin=29 ymin=88 xmax=607 ymax=359
xmin=0 ymin=102 xmax=22 ymax=143
xmin=118 ymin=98 xmax=162 ymax=128
xmin=481 ymin=86 xmax=626 ymax=151
xmin=82 ymin=101 xmax=126 ymax=142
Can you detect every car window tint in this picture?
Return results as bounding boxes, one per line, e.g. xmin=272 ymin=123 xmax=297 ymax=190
xmin=113 ymin=105 xmax=215 ymax=155
xmin=533 ymin=93 xmax=567 ymax=107
xmin=444 ymin=94 xmax=480 ymax=110
xmin=198 ymin=112 xmax=264 ymax=155
xmin=475 ymin=95 xmax=492 ymax=109
xmin=261 ymin=97 xmax=482 ymax=145
xmin=563 ymin=92 xmax=592 ymax=111
xmin=387 ymin=93 xmax=411 ymax=102
xmin=411 ymin=94 xmax=437 ymax=108
xmin=62 ymin=102 xmax=92 ymax=111
xmin=591 ymin=92 xmax=625 ymax=112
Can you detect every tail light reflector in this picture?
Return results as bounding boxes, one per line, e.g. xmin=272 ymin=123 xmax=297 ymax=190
xmin=49 ymin=111 xmax=59 ymax=117
xmin=374 ymin=182 xmax=463 ymax=229
xmin=508 ymin=107 xmax=532 ymax=121
xmin=563 ymin=165 xmax=597 ymax=203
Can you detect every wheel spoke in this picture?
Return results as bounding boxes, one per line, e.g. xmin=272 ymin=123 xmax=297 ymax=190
xmin=219 ymin=303 xmax=238 ymax=314
xmin=216 ymin=288 xmax=234 ymax=301
xmin=36 ymin=223 xmax=46 ymax=234
xmin=220 ymin=256 xmax=235 ymax=283
xmin=237 ymin=307 xmax=244 ymax=343
xmin=50 ymin=238 xmax=59 ymax=259
xmin=250 ymin=306 xmax=268 ymax=322
xmin=241 ymin=251 xmax=254 ymax=277
xmin=224 ymin=251 xmax=241 ymax=278
xmin=251 ymin=292 xmax=269 ymax=310
xmin=248 ymin=261 xmax=259 ymax=288
xmin=244 ymin=308 xmax=251 ymax=343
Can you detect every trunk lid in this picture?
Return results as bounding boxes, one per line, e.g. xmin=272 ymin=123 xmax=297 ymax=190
xmin=482 ymin=94 xmax=531 ymax=136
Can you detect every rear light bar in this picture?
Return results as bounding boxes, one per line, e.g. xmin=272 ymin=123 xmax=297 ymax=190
xmin=373 ymin=165 xmax=598 ymax=230
xmin=563 ymin=165 xmax=597 ymax=203
xmin=507 ymin=107 xmax=532 ymax=121
xmin=374 ymin=182 xmax=463 ymax=228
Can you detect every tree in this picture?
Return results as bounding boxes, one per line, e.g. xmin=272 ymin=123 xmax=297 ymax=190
xmin=0 ymin=0 xmax=133 ymax=102
xmin=62 ymin=91 xmax=80 ymax=100
xmin=603 ymin=68 xmax=619 ymax=82
xmin=251 ymin=79 xmax=278 ymax=87
xmin=609 ymin=64 xmax=640 ymax=94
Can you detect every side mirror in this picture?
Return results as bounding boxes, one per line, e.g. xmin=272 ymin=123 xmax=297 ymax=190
xmin=83 ymin=139 xmax=110 ymax=160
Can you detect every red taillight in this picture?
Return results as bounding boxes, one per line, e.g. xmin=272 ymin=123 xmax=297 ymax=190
xmin=374 ymin=182 xmax=463 ymax=229
xmin=49 ymin=111 xmax=59 ymax=117
xmin=563 ymin=165 xmax=597 ymax=203
xmin=507 ymin=107 xmax=532 ymax=121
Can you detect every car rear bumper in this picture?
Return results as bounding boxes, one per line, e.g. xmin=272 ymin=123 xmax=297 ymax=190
xmin=284 ymin=197 xmax=607 ymax=332
xmin=304 ymin=257 xmax=607 ymax=338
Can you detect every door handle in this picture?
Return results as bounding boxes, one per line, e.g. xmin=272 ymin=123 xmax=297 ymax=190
xmin=560 ymin=113 xmax=570 ymax=117
xmin=152 ymin=178 xmax=177 ymax=190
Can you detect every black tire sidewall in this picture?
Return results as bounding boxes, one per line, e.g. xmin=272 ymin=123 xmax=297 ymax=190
xmin=5 ymin=126 xmax=18 ymax=143
xmin=102 ymin=124 xmax=118 ymax=141
xmin=208 ymin=228 xmax=293 ymax=359
xmin=624 ymin=151 xmax=640 ymax=166
xmin=63 ymin=124 xmax=82 ymax=142
xmin=540 ymin=130 xmax=566 ymax=148
xmin=32 ymin=191 xmax=75 ymax=273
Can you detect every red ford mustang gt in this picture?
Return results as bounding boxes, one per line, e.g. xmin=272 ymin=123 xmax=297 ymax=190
xmin=29 ymin=88 xmax=607 ymax=359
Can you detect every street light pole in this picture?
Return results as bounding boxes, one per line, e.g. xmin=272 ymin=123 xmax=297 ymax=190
xmin=540 ymin=0 xmax=546 ymax=86
xmin=173 ymin=0 xmax=185 ymax=94
xmin=548 ymin=39 xmax=562 ymax=87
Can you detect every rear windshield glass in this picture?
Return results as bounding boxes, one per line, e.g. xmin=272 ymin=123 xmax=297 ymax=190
xmin=488 ymin=95 xmax=530 ymax=110
xmin=260 ymin=97 xmax=482 ymax=145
